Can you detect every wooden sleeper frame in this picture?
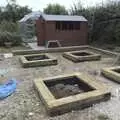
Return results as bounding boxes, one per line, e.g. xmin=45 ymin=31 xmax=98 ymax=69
xmin=34 ymin=73 xmax=110 ymax=116
xmin=63 ymin=50 xmax=101 ymax=62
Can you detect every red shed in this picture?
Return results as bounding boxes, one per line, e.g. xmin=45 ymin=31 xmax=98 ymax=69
xmin=36 ymin=14 xmax=88 ymax=47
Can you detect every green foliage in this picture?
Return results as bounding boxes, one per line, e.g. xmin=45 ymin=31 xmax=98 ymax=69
xmin=0 ymin=21 xmax=19 ymax=32
xmin=92 ymin=2 xmax=120 ymax=44
xmin=70 ymin=1 xmax=120 ymax=45
xmin=70 ymin=1 xmax=94 ymax=22
xmin=0 ymin=0 xmax=32 ymax=23
xmin=0 ymin=31 xmax=22 ymax=46
xmin=44 ymin=4 xmax=68 ymax=15
xmin=0 ymin=0 xmax=31 ymax=46
xmin=12 ymin=33 xmax=22 ymax=45
xmin=0 ymin=32 xmax=12 ymax=46
xmin=0 ymin=32 xmax=7 ymax=46
xmin=0 ymin=20 xmax=22 ymax=46
xmin=6 ymin=0 xmax=17 ymax=4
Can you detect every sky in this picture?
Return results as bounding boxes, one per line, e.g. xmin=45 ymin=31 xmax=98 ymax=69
xmin=0 ymin=0 xmax=118 ymax=11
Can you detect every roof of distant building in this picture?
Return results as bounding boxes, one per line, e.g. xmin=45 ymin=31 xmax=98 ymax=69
xmin=41 ymin=14 xmax=87 ymax=22
xmin=19 ymin=11 xmax=42 ymax=22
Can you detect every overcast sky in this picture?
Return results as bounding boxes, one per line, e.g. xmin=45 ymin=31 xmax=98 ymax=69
xmin=0 ymin=0 xmax=118 ymax=11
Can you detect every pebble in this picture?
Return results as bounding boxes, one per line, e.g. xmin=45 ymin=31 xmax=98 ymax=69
xmin=28 ymin=112 xmax=34 ymax=116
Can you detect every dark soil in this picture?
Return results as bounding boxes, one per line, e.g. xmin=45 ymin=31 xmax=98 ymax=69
xmin=72 ymin=52 xmax=91 ymax=56
xmin=26 ymin=55 xmax=49 ymax=61
xmin=49 ymin=83 xmax=84 ymax=98
xmin=45 ymin=76 xmax=94 ymax=99
xmin=113 ymin=69 xmax=120 ymax=73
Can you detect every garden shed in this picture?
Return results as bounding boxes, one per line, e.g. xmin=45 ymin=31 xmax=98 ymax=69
xmin=36 ymin=14 xmax=88 ymax=47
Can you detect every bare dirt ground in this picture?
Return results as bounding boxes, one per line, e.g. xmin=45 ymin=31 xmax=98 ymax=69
xmin=0 ymin=47 xmax=120 ymax=120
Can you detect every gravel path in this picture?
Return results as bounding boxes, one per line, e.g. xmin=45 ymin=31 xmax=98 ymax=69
xmin=0 ymin=49 xmax=119 ymax=120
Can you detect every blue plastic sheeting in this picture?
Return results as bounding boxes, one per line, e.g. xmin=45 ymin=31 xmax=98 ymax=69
xmin=0 ymin=79 xmax=17 ymax=100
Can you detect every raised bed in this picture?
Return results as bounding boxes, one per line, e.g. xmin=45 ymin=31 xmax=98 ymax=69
xmin=102 ymin=66 xmax=120 ymax=83
xmin=13 ymin=45 xmax=118 ymax=58
xmin=13 ymin=45 xmax=88 ymax=55
xmin=20 ymin=54 xmax=57 ymax=68
xmin=63 ymin=50 xmax=101 ymax=62
xmin=34 ymin=73 xmax=110 ymax=116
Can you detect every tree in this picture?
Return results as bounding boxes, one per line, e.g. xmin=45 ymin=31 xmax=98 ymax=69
xmin=70 ymin=0 xmax=120 ymax=44
xmin=0 ymin=0 xmax=32 ymax=22
xmin=6 ymin=0 xmax=17 ymax=5
xmin=44 ymin=4 xmax=68 ymax=15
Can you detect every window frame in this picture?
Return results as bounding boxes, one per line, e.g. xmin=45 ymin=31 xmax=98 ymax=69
xmin=55 ymin=21 xmax=81 ymax=31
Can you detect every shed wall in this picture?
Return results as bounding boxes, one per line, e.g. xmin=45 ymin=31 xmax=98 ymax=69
xmin=36 ymin=20 xmax=88 ymax=46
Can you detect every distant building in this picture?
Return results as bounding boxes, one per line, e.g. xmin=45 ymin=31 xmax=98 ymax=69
xmin=36 ymin=14 xmax=88 ymax=47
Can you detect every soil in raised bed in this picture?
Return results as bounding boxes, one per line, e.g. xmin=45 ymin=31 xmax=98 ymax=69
xmin=113 ymin=69 xmax=120 ymax=73
xmin=72 ymin=52 xmax=91 ymax=57
xmin=26 ymin=55 xmax=49 ymax=61
xmin=44 ymin=76 xmax=95 ymax=99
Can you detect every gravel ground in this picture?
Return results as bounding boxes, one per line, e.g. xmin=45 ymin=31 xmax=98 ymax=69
xmin=0 ymin=49 xmax=120 ymax=120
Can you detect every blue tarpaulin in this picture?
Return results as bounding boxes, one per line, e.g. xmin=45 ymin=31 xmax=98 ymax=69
xmin=0 ymin=79 xmax=17 ymax=99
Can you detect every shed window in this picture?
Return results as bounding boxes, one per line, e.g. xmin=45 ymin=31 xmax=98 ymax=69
xmin=74 ymin=22 xmax=80 ymax=30
xmin=69 ymin=22 xmax=74 ymax=30
xmin=62 ymin=22 xmax=68 ymax=30
xmin=56 ymin=21 xmax=81 ymax=31
xmin=56 ymin=22 xmax=61 ymax=30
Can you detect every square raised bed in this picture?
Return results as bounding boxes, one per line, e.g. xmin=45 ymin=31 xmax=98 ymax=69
xmin=102 ymin=66 xmax=120 ymax=83
xmin=34 ymin=73 xmax=110 ymax=116
xmin=20 ymin=54 xmax=57 ymax=68
xmin=63 ymin=50 xmax=101 ymax=62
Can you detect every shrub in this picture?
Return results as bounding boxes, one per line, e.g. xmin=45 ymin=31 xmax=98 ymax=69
xmin=12 ymin=33 xmax=22 ymax=46
xmin=0 ymin=21 xmax=19 ymax=33
xmin=0 ymin=33 xmax=4 ymax=46
xmin=0 ymin=20 xmax=22 ymax=46
xmin=0 ymin=32 xmax=11 ymax=46
xmin=70 ymin=1 xmax=120 ymax=45
xmin=0 ymin=31 xmax=22 ymax=46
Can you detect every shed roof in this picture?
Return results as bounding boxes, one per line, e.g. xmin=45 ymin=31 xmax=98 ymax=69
xmin=41 ymin=14 xmax=87 ymax=22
